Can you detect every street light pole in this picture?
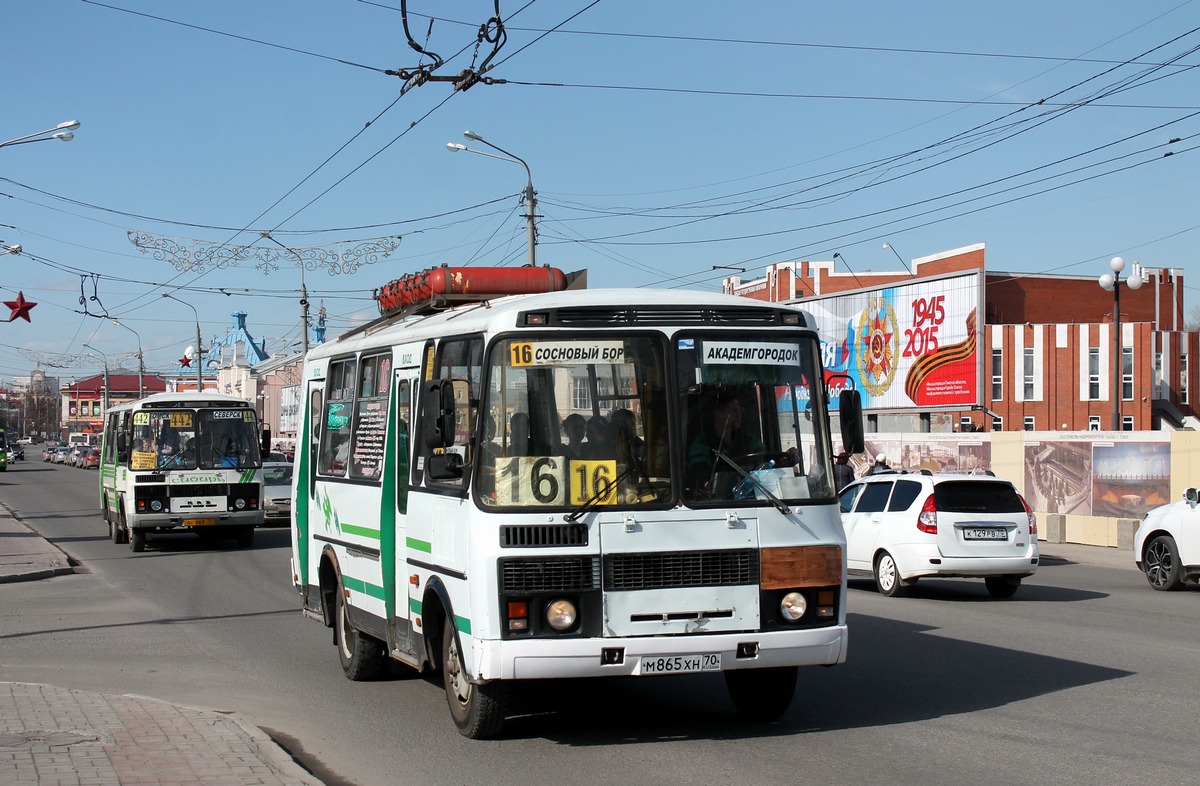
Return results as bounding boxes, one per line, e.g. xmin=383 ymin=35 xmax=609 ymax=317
xmin=1099 ymin=256 xmax=1144 ymax=431
xmin=447 ymin=130 xmax=538 ymax=266
xmin=1 ymin=120 xmax=81 ymax=149
xmin=111 ymin=319 xmax=145 ymax=398
xmin=82 ymin=345 xmax=111 ymax=414
xmin=162 ymin=293 xmax=205 ymax=391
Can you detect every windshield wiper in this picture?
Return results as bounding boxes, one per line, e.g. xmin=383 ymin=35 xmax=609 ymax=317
xmin=712 ymin=449 xmax=790 ymax=514
xmin=564 ymin=464 xmax=638 ymax=522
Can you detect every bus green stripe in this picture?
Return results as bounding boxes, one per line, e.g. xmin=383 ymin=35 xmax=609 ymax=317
xmin=342 ymin=575 xmax=385 ymax=600
xmin=406 ymin=537 xmax=432 ymax=553
xmin=407 ymin=599 xmax=470 ymax=635
xmin=341 ymin=523 xmax=381 ymax=539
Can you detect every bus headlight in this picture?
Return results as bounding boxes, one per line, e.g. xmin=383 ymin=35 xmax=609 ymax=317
xmin=545 ymin=599 xmax=577 ymax=631
xmin=234 ymin=498 xmax=246 ymax=510
xmin=780 ymin=591 xmax=807 ymax=621
xmin=149 ymin=500 xmax=162 ymax=512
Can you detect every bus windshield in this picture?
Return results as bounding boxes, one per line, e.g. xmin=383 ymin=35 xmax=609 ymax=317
xmin=129 ymin=408 xmax=262 ymax=470
xmin=475 ymin=331 xmax=835 ymax=510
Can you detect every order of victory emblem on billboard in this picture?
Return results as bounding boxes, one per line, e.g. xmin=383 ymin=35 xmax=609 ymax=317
xmin=858 ymin=296 xmax=900 ymax=396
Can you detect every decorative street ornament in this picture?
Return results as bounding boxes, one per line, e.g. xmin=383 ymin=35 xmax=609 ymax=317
xmin=4 ymin=291 xmax=37 ymax=322
xmin=179 ymin=354 xmax=192 ymax=367
xmin=127 ymin=231 xmax=402 ymax=276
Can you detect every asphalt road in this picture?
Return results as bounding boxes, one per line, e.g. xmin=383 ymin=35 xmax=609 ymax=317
xmin=1 ymin=454 xmax=1196 ymax=786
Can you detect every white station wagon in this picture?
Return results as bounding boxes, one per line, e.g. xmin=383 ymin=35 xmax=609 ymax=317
xmin=1133 ymin=488 xmax=1200 ymax=591
xmin=838 ymin=470 xmax=1039 ymax=598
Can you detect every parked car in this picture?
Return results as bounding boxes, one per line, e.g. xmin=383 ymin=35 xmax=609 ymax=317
xmin=261 ymin=461 xmax=293 ymax=526
xmin=42 ymin=447 xmax=57 ymax=462
xmin=1133 ymin=488 xmax=1200 ymax=590
xmin=80 ymin=448 xmax=101 ymax=470
xmin=838 ymin=469 xmax=1039 ymax=598
xmin=52 ymin=446 xmax=73 ymax=464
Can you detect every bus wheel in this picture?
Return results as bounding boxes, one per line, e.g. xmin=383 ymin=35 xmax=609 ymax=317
xmin=129 ymin=528 xmax=146 ymax=553
xmin=113 ymin=510 xmax=128 ymax=545
xmin=442 ymin=624 xmax=508 ymax=739
xmin=235 ymin=528 xmax=254 ymax=548
xmin=335 ymin=584 xmax=384 ymax=680
xmin=724 ymin=665 xmax=798 ymax=721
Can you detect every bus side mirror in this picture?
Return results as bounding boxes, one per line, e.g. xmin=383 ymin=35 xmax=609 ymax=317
xmin=839 ymin=389 xmax=865 ymax=455
xmin=116 ymin=433 xmax=127 ymax=454
xmin=426 ymin=451 xmax=464 ymax=481
xmin=421 ymin=379 xmax=458 ymax=450
xmin=261 ymin=424 xmax=272 ymax=453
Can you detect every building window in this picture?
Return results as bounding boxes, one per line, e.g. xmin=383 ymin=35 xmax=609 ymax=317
xmin=1154 ymin=352 xmax=1163 ymax=399
xmin=991 ymin=348 xmax=1003 ymax=401
xmin=1023 ymin=348 xmax=1035 ymax=400
xmin=1122 ymin=347 xmax=1134 ymax=401
xmin=1182 ymin=353 xmax=1189 ymax=405
xmin=1023 ymin=416 xmax=1035 ymax=431
xmin=992 ymin=416 xmax=1003 ymax=432
xmin=1122 ymin=415 xmax=1134 ymax=432
xmin=571 ymin=376 xmax=590 ymax=410
xmin=1088 ymin=348 xmax=1101 ymax=400
xmin=1088 ymin=415 xmax=1101 ymax=431
xmin=959 ymin=416 xmax=973 ymax=432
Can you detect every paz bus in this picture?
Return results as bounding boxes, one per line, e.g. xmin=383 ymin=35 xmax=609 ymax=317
xmin=291 ymin=265 xmax=864 ymax=738
xmin=99 ymin=392 xmax=268 ymax=552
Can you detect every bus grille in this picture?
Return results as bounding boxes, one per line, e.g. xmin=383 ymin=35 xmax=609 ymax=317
xmin=500 ymin=524 xmax=588 ymax=548
xmin=500 ymin=556 xmax=600 ymax=593
xmin=604 ymin=549 xmax=760 ymax=590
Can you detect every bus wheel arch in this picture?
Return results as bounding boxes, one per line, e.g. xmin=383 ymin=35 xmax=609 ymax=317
xmin=317 ymin=547 xmax=341 ymax=630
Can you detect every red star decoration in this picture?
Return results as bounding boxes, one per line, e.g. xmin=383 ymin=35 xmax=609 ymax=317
xmin=179 ymin=354 xmax=193 ymax=367
xmin=4 ymin=291 xmax=36 ymax=322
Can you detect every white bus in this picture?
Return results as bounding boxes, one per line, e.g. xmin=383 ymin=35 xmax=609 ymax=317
xmin=99 ymin=392 xmax=268 ymax=552
xmin=292 ymin=267 xmax=863 ymax=738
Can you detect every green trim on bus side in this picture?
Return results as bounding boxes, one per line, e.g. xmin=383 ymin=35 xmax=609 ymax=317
xmin=406 ymin=537 xmax=433 ymax=553
xmin=379 ymin=373 xmax=399 ymax=632
xmin=295 ymin=385 xmax=312 ymax=589
xmin=405 ymin=599 xmax=471 ymax=636
xmin=341 ymin=574 xmax=386 ymax=600
xmin=340 ymin=523 xmax=381 ymax=540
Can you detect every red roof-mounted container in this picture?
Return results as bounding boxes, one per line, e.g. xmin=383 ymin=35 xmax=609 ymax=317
xmin=374 ymin=265 xmax=569 ymax=317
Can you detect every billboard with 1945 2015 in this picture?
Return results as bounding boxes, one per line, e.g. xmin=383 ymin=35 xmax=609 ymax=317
xmin=801 ymin=271 xmax=984 ymax=412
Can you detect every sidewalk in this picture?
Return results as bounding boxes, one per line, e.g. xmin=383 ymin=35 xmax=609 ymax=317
xmin=0 ymin=511 xmax=323 ymax=785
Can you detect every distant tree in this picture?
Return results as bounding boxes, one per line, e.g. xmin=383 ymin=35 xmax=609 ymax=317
xmin=1187 ymin=305 xmax=1200 ymax=332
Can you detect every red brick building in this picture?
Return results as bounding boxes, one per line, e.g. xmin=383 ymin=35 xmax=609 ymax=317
xmin=723 ymin=244 xmax=1195 ymax=432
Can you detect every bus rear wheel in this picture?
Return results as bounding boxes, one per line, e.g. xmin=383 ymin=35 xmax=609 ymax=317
xmin=724 ymin=665 xmax=798 ymax=721
xmin=442 ymin=624 xmax=508 ymax=739
xmin=335 ymin=584 xmax=385 ymax=681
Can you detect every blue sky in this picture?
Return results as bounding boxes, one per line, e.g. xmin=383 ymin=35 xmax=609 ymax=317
xmin=3 ymin=1 xmax=1198 ymax=383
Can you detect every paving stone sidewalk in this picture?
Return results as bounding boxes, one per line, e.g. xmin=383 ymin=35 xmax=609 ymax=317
xmin=0 ymin=682 xmax=322 ymax=786
xmin=0 ymin=511 xmax=74 ymax=584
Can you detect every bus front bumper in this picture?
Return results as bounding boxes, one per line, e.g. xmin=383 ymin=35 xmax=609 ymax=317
xmin=472 ymin=624 xmax=848 ymax=681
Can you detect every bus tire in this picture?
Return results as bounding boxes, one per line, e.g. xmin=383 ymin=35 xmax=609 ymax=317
xmin=442 ymin=624 xmax=508 ymax=739
xmin=129 ymin=528 xmax=146 ymax=553
xmin=113 ymin=509 xmax=129 ymax=545
xmin=724 ymin=665 xmax=798 ymax=721
xmin=235 ymin=527 xmax=254 ymax=548
xmin=335 ymin=584 xmax=385 ymax=681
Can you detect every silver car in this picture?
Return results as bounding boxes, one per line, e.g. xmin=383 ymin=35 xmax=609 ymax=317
xmin=261 ymin=461 xmax=294 ymax=526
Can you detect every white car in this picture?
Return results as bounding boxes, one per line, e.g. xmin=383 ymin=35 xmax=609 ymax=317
xmin=261 ymin=461 xmax=294 ymax=526
xmin=838 ymin=470 xmax=1039 ymax=598
xmin=1133 ymin=488 xmax=1200 ymax=591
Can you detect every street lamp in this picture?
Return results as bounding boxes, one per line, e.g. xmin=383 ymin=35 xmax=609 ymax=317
xmin=1 ymin=120 xmax=81 ymax=149
xmin=882 ymin=242 xmax=913 ymax=275
xmin=446 ymin=130 xmax=538 ymax=266
xmin=1098 ymin=256 xmax=1144 ymax=431
xmin=82 ymin=345 xmax=111 ymax=414
xmin=110 ymin=319 xmax=145 ymax=398
xmin=162 ymin=293 xmax=205 ymax=392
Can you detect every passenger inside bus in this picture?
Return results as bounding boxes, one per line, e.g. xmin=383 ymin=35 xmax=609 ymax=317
xmin=559 ymin=414 xmax=587 ymax=460
xmin=507 ymin=412 xmax=551 ymax=456
xmin=686 ymin=394 xmax=766 ymax=497
xmin=582 ymin=415 xmax=612 ymax=459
